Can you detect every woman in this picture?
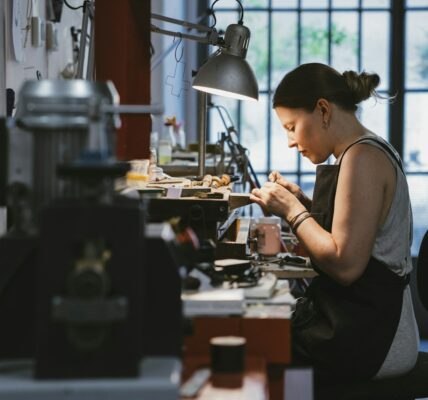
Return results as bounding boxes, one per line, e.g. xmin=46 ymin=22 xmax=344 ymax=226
xmin=250 ymin=63 xmax=419 ymax=384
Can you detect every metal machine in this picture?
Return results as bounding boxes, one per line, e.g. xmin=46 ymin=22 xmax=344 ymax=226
xmin=0 ymin=80 xmax=182 ymax=380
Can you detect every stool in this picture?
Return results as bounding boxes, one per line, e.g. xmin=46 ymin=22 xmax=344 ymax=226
xmin=318 ymin=351 xmax=428 ymax=400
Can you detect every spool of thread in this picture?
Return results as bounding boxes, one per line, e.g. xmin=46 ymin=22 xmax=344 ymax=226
xmin=210 ymin=336 xmax=246 ymax=373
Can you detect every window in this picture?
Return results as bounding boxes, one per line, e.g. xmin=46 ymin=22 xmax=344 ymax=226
xmin=207 ymin=0 xmax=428 ymax=255
xmin=404 ymin=0 xmax=428 ymax=255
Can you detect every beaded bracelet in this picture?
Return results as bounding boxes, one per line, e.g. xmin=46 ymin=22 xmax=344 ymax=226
xmin=288 ymin=210 xmax=309 ymax=227
xmin=291 ymin=213 xmax=313 ymax=234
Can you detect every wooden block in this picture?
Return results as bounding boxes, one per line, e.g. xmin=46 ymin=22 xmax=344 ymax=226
xmin=241 ymin=318 xmax=291 ymax=364
xmin=228 ymin=193 xmax=253 ymax=210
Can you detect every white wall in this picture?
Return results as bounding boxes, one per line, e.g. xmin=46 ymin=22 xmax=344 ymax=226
xmin=4 ymin=0 xmax=83 ymax=110
xmin=150 ymin=0 xmax=199 ymax=145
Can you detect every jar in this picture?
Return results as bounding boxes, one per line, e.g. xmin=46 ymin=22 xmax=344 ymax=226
xmin=254 ymin=216 xmax=282 ymax=256
xmin=158 ymin=139 xmax=172 ymax=165
xmin=150 ymin=166 xmax=164 ymax=181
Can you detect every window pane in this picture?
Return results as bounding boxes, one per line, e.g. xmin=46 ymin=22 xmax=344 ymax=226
xmin=408 ymin=175 xmax=428 ymax=256
xmin=241 ymin=95 xmax=268 ymax=172
xmin=404 ymin=93 xmax=428 ymax=171
xmin=405 ymin=12 xmax=428 ymax=89
xmin=301 ymin=174 xmax=316 ymax=199
xmin=407 ymin=0 xmax=428 ymax=6
xmin=359 ymin=96 xmax=389 ymax=140
xmin=212 ymin=11 xmax=239 ymax=33
xmin=331 ymin=12 xmax=359 ymax=72
xmin=361 ymin=12 xmax=390 ymax=91
xmin=257 ymin=173 xmax=269 ymax=186
xmin=245 ymin=12 xmax=269 ymax=91
xmin=301 ymin=0 xmax=328 ymax=8
xmin=272 ymin=0 xmax=298 ymax=7
xmin=208 ymin=95 xmax=239 ymax=142
xmin=362 ymin=0 xmax=390 ymax=7
xmin=271 ymin=108 xmax=298 ymax=171
xmin=301 ymin=153 xmax=317 ymax=173
xmin=301 ymin=12 xmax=329 ymax=64
xmin=271 ymin=12 xmax=298 ymax=88
xmin=242 ymin=0 xmax=268 ymax=7
xmin=332 ymin=0 xmax=359 ymax=7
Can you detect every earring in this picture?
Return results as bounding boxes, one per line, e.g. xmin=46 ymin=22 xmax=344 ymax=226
xmin=322 ymin=120 xmax=329 ymax=129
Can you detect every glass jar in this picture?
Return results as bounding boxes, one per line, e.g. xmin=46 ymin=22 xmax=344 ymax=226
xmin=254 ymin=216 xmax=282 ymax=257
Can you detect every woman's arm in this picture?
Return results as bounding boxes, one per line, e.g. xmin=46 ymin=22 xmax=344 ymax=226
xmin=251 ymin=144 xmax=396 ymax=286
xmin=294 ymin=144 xmax=396 ymax=285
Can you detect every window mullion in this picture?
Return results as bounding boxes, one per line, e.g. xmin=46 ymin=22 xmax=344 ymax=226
xmin=389 ymin=0 xmax=405 ymax=156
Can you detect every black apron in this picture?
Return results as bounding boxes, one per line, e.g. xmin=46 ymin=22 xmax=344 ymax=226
xmin=292 ymin=137 xmax=410 ymax=382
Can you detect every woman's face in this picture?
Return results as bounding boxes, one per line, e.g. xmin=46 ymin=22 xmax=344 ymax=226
xmin=275 ymin=105 xmax=331 ymax=164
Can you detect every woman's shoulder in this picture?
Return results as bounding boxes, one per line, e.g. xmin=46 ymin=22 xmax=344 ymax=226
xmin=342 ymin=138 xmax=395 ymax=173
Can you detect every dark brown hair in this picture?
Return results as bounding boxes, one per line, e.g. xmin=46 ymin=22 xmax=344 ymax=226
xmin=273 ymin=63 xmax=381 ymax=112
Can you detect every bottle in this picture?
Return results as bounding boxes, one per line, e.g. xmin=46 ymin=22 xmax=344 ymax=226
xmin=158 ymin=120 xmax=173 ymax=164
xmin=175 ymin=121 xmax=186 ymax=150
xmin=158 ymin=139 xmax=172 ymax=165
xmin=164 ymin=116 xmax=186 ymax=150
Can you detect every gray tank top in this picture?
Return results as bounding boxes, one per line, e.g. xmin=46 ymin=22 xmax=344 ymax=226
xmin=338 ymin=134 xmax=419 ymax=378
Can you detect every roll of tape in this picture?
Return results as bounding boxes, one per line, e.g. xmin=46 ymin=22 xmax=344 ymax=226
xmin=210 ymin=336 xmax=246 ymax=373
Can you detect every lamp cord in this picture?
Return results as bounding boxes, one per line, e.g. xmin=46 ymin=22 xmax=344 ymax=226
xmin=209 ymin=0 xmax=244 ymax=28
xmin=63 ymin=0 xmax=84 ymax=10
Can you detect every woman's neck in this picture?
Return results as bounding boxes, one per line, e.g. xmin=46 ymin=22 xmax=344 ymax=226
xmin=331 ymin=112 xmax=369 ymax=159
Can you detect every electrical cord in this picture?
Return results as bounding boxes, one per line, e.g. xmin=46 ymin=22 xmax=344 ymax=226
xmin=210 ymin=0 xmax=244 ymax=28
xmin=63 ymin=0 xmax=84 ymax=10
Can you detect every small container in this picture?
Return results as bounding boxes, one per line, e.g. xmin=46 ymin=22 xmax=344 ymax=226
xmin=150 ymin=166 xmax=164 ymax=181
xmin=126 ymin=159 xmax=150 ymax=187
xmin=158 ymin=139 xmax=172 ymax=165
xmin=210 ymin=336 xmax=246 ymax=373
xmin=254 ymin=216 xmax=282 ymax=256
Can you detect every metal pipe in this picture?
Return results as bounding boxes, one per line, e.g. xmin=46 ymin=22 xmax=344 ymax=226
xmin=197 ymin=92 xmax=207 ymax=177
xmin=151 ymin=10 xmax=212 ymax=72
xmin=150 ymin=25 xmax=211 ymax=44
xmin=151 ymin=13 xmax=212 ymax=33
xmin=86 ymin=9 xmax=95 ymax=81
xmin=103 ymin=104 xmax=165 ymax=115
xmin=76 ymin=1 xmax=92 ymax=79
xmin=25 ymin=103 xmax=164 ymax=116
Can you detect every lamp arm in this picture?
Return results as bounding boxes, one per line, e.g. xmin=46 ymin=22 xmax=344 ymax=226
xmin=151 ymin=11 xmax=212 ymax=71
xmin=151 ymin=13 xmax=213 ymax=33
xmin=150 ymin=13 xmax=222 ymax=46
xmin=150 ymin=25 xmax=215 ymax=45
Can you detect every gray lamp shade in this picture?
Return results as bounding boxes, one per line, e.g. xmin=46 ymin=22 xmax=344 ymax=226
xmin=192 ymin=52 xmax=259 ymax=101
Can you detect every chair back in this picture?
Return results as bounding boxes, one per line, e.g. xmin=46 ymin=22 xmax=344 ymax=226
xmin=417 ymin=230 xmax=428 ymax=312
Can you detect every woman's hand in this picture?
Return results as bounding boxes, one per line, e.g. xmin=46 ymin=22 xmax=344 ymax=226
xmin=268 ymin=171 xmax=312 ymax=211
xmin=250 ymin=181 xmax=306 ymax=222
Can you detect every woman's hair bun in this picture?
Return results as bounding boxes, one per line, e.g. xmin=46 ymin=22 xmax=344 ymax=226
xmin=342 ymin=70 xmax=380 ymax=104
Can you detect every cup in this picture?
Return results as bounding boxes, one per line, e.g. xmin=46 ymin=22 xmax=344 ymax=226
xmin=126 ymin=159 xmax=150 ymax=187
xmin=254 ymin=216 xmax=282 ymax=256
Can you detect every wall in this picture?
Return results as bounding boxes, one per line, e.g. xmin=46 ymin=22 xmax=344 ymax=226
xmin=150 ymin=0 xmax=200 ymax=145
xmin=4 ymin=0 xmax=83 ymax=107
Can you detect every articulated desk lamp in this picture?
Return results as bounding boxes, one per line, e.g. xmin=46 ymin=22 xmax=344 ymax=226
xmin=151 ymin=0 xmax=259 ymax=177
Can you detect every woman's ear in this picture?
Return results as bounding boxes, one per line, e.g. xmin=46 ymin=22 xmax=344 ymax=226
xmin=317 ymin=98 xmax=331 ymax=126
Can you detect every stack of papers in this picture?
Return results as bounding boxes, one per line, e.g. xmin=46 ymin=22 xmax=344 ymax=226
xmin=182 ymin=288 xmax=244 ymax=317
